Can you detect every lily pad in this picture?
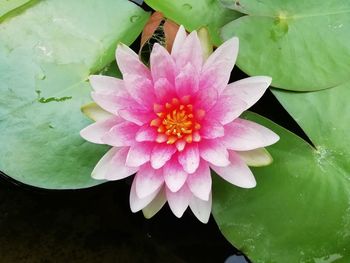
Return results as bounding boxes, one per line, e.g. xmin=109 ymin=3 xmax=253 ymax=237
xmin=0 ymin=0 xmax=149 ymax=189
xmin=144 ymin=0 xmax=241 ymax=46
xmin=212 ymin=82 xmax=350 ymax=262
xmin=0 ymin=0 xmax=33 ymax=19
xmin=220 ymin=0 xmax=350 ymax=91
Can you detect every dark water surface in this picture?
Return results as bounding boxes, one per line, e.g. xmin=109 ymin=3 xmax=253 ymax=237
xmin=0 ymin=175 xmax=248 ymax=263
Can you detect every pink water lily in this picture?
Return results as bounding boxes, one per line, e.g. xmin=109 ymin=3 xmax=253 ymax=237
xmin=80 ymin=26 xmax=279 ymax=223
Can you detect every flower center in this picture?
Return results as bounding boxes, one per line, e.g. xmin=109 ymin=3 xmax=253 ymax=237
xmin=150 ymin=96 xmax=203 ymax=145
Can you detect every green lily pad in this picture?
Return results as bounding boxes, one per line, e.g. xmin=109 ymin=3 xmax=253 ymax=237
xmin=0 ymin=0 xmax=34 ymax=19
xmin=212 ymin=82 xmax=350 ymax=262
xmin=220 ymin=0 xmax=350 ymax=91
xmin=144 ymin=0 xmax=241 ymax=46
xmin=0 ymin=0 xmax=149 ymax=189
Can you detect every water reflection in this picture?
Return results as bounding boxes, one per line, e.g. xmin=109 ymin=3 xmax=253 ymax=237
xmin=0 ymin=176 xmax=243 ymax=262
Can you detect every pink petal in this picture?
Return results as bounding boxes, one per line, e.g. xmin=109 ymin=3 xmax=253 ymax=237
xmin=142 ymin=187 xmax=167 ymax=219
xmin=135 ymin=163 xmax=164 ymax=198
xmin=187 ymin=161 xmax=212 ymax=201
xmin=123 ymin=73 xmax=156 ymax=108
xmin=101 ymin=121 xmax=139 ymax=147
xmin=80 ymin=117 xmax=121 ymax=144
xmin=166 ymin=184 xmax=192 ymax=218
xmin=91 ymin=91 xmax=122 ymax=115
xmin=91 ymin=91 xmax=119 ymax=115
xmin=92 ymin=88 xmax=143 ymax=115
xmin=200 ymin=37 xmax=239 ymax=93
xmin=151 ymin=144 xmax=177 ymax=169
xmin=176 ymin=140 xmax=186 ymax=152
xmin=135 ymin=124 xmax=158 ymax=142
xmin=126 ymin=142 xmax=153 ymax=167
xmin=118 ymin=108 xmax=154 ymax=126
xmin=211 ymin=151 xmax=256 ymax=188
xmin=171 ymin=25 xmax=187 ymax=58
xmin=223 ymin=118 xmax=280 ymax=151
xmin=163 ymin=157 xmax=188 ymax=192
xmin=174 ymin=30 xmax=203 ymax=72
xmin=200 ymin=119 xmax=225 ymax=139
xmin=178 ymin=143 xmax=200 ymax=174
xmin=130 ymin=176 xmax=162 ymax=212
xmin=154 ymin=78 xmax=177 ymax=102
xmin=92 ymin=147 xmax=138 ymax=180
xmin=150 ymin=43 xmax=176 ymax=84
xmin=116 ymin=43 xmax=151 ymax=79
xmin=175 ymin=63 xmax=199 ymax=97
xmin=90 ymin=76 xmax=147 ymax=115
xmin=194 ymin=87 xmax=218 ymax=112
xmin=189 ymin=192 xmax=212 ymax=224
xmin=199 ymin=139 xmax=230 ymax=167
xmin=206 ymin=95 xmax=247 ymax=125
xmin=223 ymin=76 xmax=272 ymax=111
xmin=89 ymin=75 xmax=123 ymax=92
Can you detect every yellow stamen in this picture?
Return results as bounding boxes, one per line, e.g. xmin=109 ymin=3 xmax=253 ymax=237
xmin=167 ymin=136 xmax=178 ymax=144
xmin=150 ymin=119 xmax=161 ymax=127
xmin=151 ymin=96 xmax=205 ymax=145
xmin=185 ymin=134 xmax=193 ymax=143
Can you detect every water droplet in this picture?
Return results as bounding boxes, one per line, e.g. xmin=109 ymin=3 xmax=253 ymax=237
xmin=130 ymin=15 xmax=140 ymax=23
xmin=182 ymin=3 xmax=192 ymax=10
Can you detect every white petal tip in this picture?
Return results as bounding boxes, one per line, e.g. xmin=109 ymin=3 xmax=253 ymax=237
xmin=130 ymin=206 xmax=140 ymax=213
xmin=129 ymin=197 xmax=143 ymax=213
xmin=227 ymin=36 xmax=239 ymax=48
xmin=241 ymin=181 xmax=257 ymax=189
xmin=166 ymin=184 xmax=181 ymax=193
xmin=192 ymin=210 xmax=210 ymax=224
xmin=230 ymin=36 xmax=239 ymax=43
xmin=79 ymin=128 xmax=102 ymax=144
xmin=234 ymin=174 xmax=257 ymax=188
xmin=269 ymin=133 xmax=280 ymax=146
xmin=199 ymin=193 xmax=211 ymax=201
xmin=172 ymin=209 xmax=186 ymax=218
xmin=192 ymin=193 xmax=210 ymax=202
xmin=91 ymin=173 xmax=104 ymax=180
xmin=198 ymin=217 xmax=210 ymax=224
xmin=150 ymin=162 xmax=163 ymax=170
xmin=264 ymin=76 xmax=273 ymax=86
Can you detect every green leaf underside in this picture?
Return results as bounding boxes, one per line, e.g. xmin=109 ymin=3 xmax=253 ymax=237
xmin=212 ymin=82 xmax=350 ymax=262
xmin=0 ymin=0 xmax=149 ymax=189
xmin=144 ymin=0 xmax=242 ymax=46
xmin=220 ymin=0 xmax=350 ymax=91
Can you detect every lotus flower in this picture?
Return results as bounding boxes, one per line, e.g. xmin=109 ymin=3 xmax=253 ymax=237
xmin=80 ymin=26 xmax=279 ymax=223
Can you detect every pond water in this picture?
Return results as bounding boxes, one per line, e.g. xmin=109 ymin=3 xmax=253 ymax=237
xmin=0 ymin=174 xmax=249 ymax=263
